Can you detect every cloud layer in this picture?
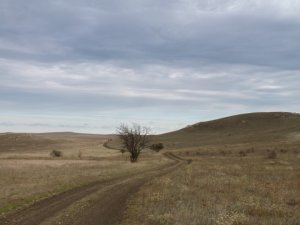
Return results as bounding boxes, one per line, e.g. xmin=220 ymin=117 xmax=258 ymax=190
xmin=1 ymin=0 xmax=300 ymax=133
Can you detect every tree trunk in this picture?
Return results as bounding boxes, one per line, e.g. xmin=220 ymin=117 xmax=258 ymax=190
xmin=130 ymin=154 xmax=138 ymax=162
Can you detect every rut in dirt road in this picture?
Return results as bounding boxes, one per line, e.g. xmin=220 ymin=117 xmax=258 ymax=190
xmin=1 ymin=152 xmax=189 ymax=225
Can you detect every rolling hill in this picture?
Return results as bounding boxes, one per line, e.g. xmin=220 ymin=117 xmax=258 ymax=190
xmin=155 ymin=112 xmax=300 ymax=149
xmin=1 ymin=112 xmax=300 ymax=152
xmin=0 ymin=132 xmax=113 ymax=153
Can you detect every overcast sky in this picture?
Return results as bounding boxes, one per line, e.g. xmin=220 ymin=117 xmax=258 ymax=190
xmin=1 ymin=0 xmax=300 ymax=134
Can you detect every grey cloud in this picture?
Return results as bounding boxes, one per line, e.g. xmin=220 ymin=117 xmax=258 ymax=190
xmin=1 ymin=59 xmax=299 ymax=113
xmin=0 ymin=122 xmax=15 ymax=126
xmin=1 ymin=0 xmax=300 ymax=69
xmin=1 ymin=0 xmax=300 ymax=133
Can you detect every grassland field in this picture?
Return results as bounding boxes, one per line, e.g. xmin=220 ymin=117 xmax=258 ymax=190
xmin=0 ymin=112 xmax=300 ymax=225
xmin=122 ymin=144 xmax=300 ymax=225
xmin=0 ymin=133 xmax=170 ymax=217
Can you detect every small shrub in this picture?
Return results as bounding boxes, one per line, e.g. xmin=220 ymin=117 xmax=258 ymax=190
xmin=286 ymin=199 xmax=297 ymax=207
xmin=50 ymin=150 xmax=62 ymax=157
xmin=239 ymin=150 xmax=247 ymax=157
xmin=150 ymin=143 xmax=164 ymax=152
xmin=280 ymin=149 xmax=288 ymax=153
xmin=267 ymin=150 xmax=277 ymax=159
xmin=221 ymin=150 xmax=232 ymax=156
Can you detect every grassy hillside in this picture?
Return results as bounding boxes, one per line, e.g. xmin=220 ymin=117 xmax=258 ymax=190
xmin=2 ymin=112 xmax=300 ymax=152
xmin=0 ymin=132 xmax=115 ymax=156
xmin=155 ymin=112 xmax=300 ymax=149
xmin=123 ymin=113 xmax=300 ymax=225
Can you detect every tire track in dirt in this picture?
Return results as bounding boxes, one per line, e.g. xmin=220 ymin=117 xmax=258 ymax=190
xmin=1 ymin=152 xmax=189 ymax=225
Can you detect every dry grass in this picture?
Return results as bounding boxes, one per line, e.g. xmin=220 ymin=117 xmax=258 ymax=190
xmin=122 ymin=149 xmax=300 ymax=225
xmin=154 ymin=112 xmax=300 ymax=150
xmin=0 ymin=151 xmax=169 ymax=215
xmin=0 ymin=133 xmax=116 ymax=158
xmin=1 ymin=112 xmax=300 ymax=224
xmin=0 ymin=133 xmax=173 ymax=215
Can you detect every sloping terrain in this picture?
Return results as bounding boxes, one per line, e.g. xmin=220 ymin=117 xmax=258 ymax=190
xmin=0 ymin=112 xmax=299 ymax=225
xmin=155 ymin=112 xmax=300 ymax=149
xmin=0 ymin=132 xmax=115 ymax=154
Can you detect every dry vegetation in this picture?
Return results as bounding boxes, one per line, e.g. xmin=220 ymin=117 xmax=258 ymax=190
xmin=1 ymin=112 xmax=300 ymax=224
xmin=0 ymin=133 xmax=170 ymax=215
xmin=122 ymin=147 xmax=300 ymax=225
xmin=155 ymin=112 xmax=300 ymax=149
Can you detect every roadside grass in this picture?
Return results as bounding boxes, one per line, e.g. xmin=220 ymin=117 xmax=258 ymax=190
xmin=0 ymin=152 xmax=169 ymax=216
xmin=122 ymin=149 xmax=300 ymax=225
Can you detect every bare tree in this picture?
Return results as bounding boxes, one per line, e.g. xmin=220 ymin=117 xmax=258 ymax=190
xmin=117 ymin=123 xmax=150 ymax=162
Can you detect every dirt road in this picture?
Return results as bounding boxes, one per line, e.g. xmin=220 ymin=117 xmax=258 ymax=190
xmin=1 ymin=153 xmax=187 ymax=225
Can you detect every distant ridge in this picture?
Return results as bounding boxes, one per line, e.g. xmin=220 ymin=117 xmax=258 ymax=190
xmin=1 ymin=112 xmax=300 ymax=151
xmin=156 ymin=112 xmax=300 ymax=148
xmin=0 ymin=132 xmax=114 ymax=153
